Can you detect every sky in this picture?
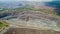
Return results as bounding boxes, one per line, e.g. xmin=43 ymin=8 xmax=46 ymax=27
xmin=0 ymin=0 xmax=53 ymax=2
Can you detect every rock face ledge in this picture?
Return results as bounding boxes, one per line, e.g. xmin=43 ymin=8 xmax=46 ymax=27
xmin=0 ymin=11 xmax=60 ymax=34
xmin=3 ymin=11 xmax=60 ymax=31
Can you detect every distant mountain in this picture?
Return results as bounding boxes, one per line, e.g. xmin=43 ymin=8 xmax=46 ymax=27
xmin=45 ymin=1 xmax=60 ymax=8
xmin=0 ymin=1 xmax=25 ymax=9
xmin=0 ymin=1 xmax=45 ymax=9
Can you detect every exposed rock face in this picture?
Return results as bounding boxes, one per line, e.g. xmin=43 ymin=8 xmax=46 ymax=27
xmin=0 ymin=11 xmax=60 ymax=31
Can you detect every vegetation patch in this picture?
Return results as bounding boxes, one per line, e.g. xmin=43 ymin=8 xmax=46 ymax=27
xmin=0 ymin=20 xmax=9 ymax=31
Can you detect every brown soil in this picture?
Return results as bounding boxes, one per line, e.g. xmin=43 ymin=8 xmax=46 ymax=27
xmin=4 ymin=28 xmax=60 ymax=34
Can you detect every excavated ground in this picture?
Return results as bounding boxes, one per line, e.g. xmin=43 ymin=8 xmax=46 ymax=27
xmin=0 ymin=11 xmax=60 ymax=34
xmin=4 ymin=28 xmax=60 ymax=34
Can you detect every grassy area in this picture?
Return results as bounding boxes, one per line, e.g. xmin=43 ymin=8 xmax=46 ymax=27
xmin=0 ymin=20 xmax=9 ymax=30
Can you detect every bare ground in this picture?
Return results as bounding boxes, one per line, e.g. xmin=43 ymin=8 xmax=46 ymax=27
xmin=4 ymin=28 xmax=60 ymax=34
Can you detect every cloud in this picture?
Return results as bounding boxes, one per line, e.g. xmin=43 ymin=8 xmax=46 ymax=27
xmin=0 ymin=0 xmax=52 ymax=2
xmin=27 ymin=0 xmax=52 ymax=1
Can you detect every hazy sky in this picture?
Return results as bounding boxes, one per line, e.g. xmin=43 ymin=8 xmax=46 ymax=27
xmin=0 ymin=0 xmax=53 ymax=2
